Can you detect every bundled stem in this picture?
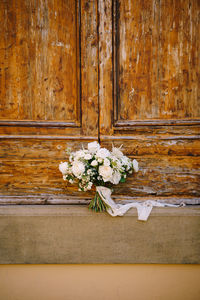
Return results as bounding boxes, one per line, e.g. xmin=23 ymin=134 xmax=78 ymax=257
xmin=88 ymin=191 xmax=110 ymax=212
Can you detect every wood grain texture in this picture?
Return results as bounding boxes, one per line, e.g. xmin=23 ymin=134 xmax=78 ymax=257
xmin=114 ymin=0 xmax=200 ymax=123
xmin=99 ymin=0 xmax=200 ymax=204
xmin=81 ymin=0 xmax=99 ymax=136
xmin=99 ymin=0 xmax=113 ymax=135
xmin=0 ymin=155 xmax=199 ymax=199
xmin=0 ymin=0 xmax=80 ymax=122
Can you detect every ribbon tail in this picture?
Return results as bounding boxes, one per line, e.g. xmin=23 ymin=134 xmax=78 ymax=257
xmin=96 ymin=186 xmax=183 ymax=221
xmin=137 ymin=204 xmax=153 ymax=221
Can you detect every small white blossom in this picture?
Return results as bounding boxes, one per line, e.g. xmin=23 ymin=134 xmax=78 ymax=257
xmin=97 ymin=158 xmax=103 ymax=163
xmin=84 ymin=153 xmax=92 ymax=160
xmin=69 ymin=179 xmax=74 ymax=184
xmin=87 ymin=182 xmax=93 ymax=190
xmin=91 ymin=160 xmax=98 ymax=166
xmin=63 ymin=175 xmax=67 ymax=181
xmin=103 ymin=158 xmax=110 ymax=166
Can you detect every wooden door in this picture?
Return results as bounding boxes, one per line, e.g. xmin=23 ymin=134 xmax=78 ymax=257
xmin=0 ymin=0 xmax=199 ymax=205
xmin=99 ymin=0 xmax=200 ymax=204
xmin=0 ymin=0 xmax=99 ymax=203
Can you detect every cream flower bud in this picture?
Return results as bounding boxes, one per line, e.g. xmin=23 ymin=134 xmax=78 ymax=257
xmin=59 ymin=162 xmax=69 ymax=174
xmin=91 ymin=160 xmax=98 ymax=166
xmin=133 ymin=159 xmax=139 ymax=172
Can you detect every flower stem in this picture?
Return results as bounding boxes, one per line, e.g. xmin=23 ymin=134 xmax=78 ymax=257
xmin=88 ymin=191 xmax=108 ymax=212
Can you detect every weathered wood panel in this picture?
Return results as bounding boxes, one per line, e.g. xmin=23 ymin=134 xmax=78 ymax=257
xmin=114 ymin=0 xmax=200 ymax=123
xmin=0 ymin=0 xmax=99 ymax=200
xmin=0 ymin=156 xmax=199 ymax=199
xmin=0 ymin=137 xmax=200 ymax=159
xmin=0 ymin=0 xmax=80 ymax=122
xmin=99 ymin=0 xmax=200 ymax=204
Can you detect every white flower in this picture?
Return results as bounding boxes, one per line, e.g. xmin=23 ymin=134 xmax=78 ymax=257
xmin=88 ymin=141 xmax=100 ymax=153
xmin=103 ymin=158 xmax=110 ymax=166
xmin=133 ymin=159 xmax=139 ymax=172
xmin=97 ymin=158 xmax=103 ymax=163
xmin=96 ymin=148 xmax=111 ymax=159
xmin=91 ymin=160 xmax=98 ymax=166
xmin=121 ymin=156 xmax=129 ymax=165
xmin=72 ymin=161 xmax=85 ymax=177
xmin=69 ymin=155 xmax=73 ymax=162
xmin=63 ymin=175 xmax=67 ymax=181
xmin=84 ymin=153 xmax=92 ymax=160
xmin=99 ymin=165 xmax=113 ymax=182
xmin=111 ymin=171 xmax=121 ymax=185
xmin=112 ymin=147 xmax=124 ymax=158
xmin=87 ymin=182 xmax=93 ymax=190
xmin=59 ymin=162 xmax=69 ymax=174
xmin=69 ymin=179 xmax=74 ymax=184
xmin=74 ymin=150 xmax=85 ymax=160
xmin=116 ymin=159 xmax=122 ymax=169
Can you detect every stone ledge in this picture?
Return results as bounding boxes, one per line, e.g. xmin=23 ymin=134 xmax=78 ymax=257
xmin=0 ymin=205 xmax=199 ymax=264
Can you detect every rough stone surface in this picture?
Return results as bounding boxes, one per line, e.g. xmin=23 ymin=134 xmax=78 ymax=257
xmin=0 ymin=205 xmax=199 ymax=264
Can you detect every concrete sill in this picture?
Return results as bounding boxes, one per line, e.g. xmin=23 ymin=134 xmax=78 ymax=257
xmin=0 ymin=205 xmax=199 ymax=264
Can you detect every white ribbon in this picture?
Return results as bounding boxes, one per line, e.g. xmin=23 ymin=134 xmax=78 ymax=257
xmin=96 ymin=186 xmax=181 ymax=221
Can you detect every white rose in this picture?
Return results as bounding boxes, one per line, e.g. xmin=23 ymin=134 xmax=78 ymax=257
xmin=111 ymin=171 xmax=121 ymax=185
xmin=103 ymin=158 xmax=110 ymax=166
xmin=84 ymin=153 xmax=92 ymax=160
xmin=72 ymin=161 xmax=85 ymax=177
xmin=88 ymin=141 xmax=100 ymax=153
xmin=99 ymin=165 xmax=113 ymax=182
xmin=133 ymin=159 xmax=139 ymax=172
xmin=91 ymin=160 xmax=98 ymax=166
xmin=59 ymin=162 xmax=69 ymax=174
xmin=96 ymin=148 xmax=110 ymax=159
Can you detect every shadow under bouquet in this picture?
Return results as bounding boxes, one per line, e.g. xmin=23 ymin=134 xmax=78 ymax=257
xmin=59 ymin=141 xmax=139 ymax=213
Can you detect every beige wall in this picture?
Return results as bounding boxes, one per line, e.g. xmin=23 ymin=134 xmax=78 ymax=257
xmin=0 ymin=264 xmax=200 ymax=300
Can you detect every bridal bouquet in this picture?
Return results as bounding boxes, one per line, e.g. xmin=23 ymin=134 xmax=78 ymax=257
xmin=59 ymin=141 xmax=139 ymax=212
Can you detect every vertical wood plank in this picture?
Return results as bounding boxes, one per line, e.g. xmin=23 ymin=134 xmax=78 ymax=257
xmin=99 ymin=0 xmax=113 ymax=136
xmin=81 ymin=0 xmax=99 ymax=136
